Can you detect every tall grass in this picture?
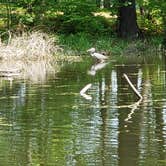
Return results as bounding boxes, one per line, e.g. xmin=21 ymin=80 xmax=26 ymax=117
xmin=59 ymin=33 xmax=92 ymax=55
xmin=0 ymin=31 xmax=83 ymax=82
xmin=58 ymin=32 xmax=163 ymax=57
xmin=0 ymin=31 xmax=60 ymax=60
xmin=0 ymin=31 xmax=62 ymax=82
xmin=58 ymin=32 xmax=128 ymax=56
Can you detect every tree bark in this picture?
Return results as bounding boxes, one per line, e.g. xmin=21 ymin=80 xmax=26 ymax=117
xmin=118 ymin=0 xmax=139 ymax=39
xmin=162 ymin=14 xmax=166 ymax=49
xmin=96 ymin=0 xmax=101 ymax=7
xmin=104 ymin=0 xmax=110 ymax=9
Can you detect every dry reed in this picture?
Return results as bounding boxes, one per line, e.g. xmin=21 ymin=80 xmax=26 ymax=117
xmin=0 ymin=31 xmax=82 ymax=83
xmin=0 ymin=31 xmax=62 ymax=82
xmin=0 ymin=31 xmax=61 ymax=60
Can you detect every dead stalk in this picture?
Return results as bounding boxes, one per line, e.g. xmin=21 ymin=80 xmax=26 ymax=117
xmin=123 ymin=73 xmax=143 ymax=100
xmin=0 ymin=31 xmax=61 ymax=60
xmin=80 ymin=83 xmax=92 ymax=100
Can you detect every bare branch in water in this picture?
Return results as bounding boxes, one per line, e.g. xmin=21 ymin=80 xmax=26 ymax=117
xmin=80 ymin=83 xmax=92 ymax=94
xmin=80 ymin=83 xmax=92 ymax=100
xmin=124 ymin=99 xmax=142 ymax=122
xmin=123 ymin=73 xmax=143 ymax=100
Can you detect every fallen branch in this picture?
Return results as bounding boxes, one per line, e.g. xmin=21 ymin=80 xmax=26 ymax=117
xmin=80 ymin=93 xmax=92 ymax=100
xmin=0 ymin=68 xmax=20 ymax=73
xmin=80 ymin=83 xmax=92 ymax=94
xmin=123 ymin=73 xmax=143 ymax=100
xmin=0 ymin=73 xmax=20 ymax=77
xmin=0 ymin=68 xmax=20 ymax=77
xmin=80 ymin=83 xmax=92 ymax=100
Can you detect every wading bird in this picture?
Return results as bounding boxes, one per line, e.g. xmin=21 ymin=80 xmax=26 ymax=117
xmin=87 ymin=47 xmax=108 ymax=62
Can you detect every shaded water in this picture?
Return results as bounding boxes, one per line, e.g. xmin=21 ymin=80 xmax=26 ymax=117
xmin=0 ymin=55 xmax=166 ymax=166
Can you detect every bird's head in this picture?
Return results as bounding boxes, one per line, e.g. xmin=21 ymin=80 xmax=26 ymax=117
xmin=87 ymin=47 xmax=95 ymax=53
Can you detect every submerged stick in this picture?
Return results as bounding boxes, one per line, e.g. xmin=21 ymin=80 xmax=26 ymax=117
xmin=80 ymin=83 xmax=92 ymax=100
xmin=80 ymin=93 xmax=92 ymax=100
xmin=80 ymin=83 xmax=92 ymax=94
xmin=123 ymin=73 xmax=143 ymax=100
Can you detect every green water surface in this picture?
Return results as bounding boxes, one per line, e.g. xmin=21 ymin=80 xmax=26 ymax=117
xmin=0 ymin=55 xmax=166 ymax=166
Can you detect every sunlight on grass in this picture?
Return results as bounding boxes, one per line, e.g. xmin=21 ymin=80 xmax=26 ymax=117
xmin=94 ymin=11 xmax=117 ymax=19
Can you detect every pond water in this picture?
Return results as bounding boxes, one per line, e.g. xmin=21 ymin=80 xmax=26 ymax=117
xmin=0 ymin=55 xmax=166 ymax=166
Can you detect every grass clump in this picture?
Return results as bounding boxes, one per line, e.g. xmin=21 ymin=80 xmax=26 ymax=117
xmin=0 ymin=31 xmax=83 ymax=83
xmin=58 ymin=32 xmax=127 ymax=56
xmin=59 ymin=32 xmax=163 ymax=58
xmin=0 ymin=31 xmax=61 ymax=60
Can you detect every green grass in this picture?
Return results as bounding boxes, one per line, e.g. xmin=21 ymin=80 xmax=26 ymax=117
xmin=58 ymin=32 xmax=163 ymax=58
xmin=58 ymin=32 xmax=129 ymax=56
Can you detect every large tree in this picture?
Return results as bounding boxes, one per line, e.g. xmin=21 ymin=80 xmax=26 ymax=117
xmin=104 ymin=0 xmax=111 ymax=9
xmin=118 ymin=0 xmax=140 ymax=38
xmin=96 ymin=0 xmax=110 ymax=8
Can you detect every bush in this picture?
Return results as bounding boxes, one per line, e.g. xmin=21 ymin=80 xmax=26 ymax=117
xmin=57 ymin=15 xmax=112 ymax=35
xmin=0 ymin=31 xmax=60 ymax=60
xmin=56 ymin=0 xmax=112 ymax=35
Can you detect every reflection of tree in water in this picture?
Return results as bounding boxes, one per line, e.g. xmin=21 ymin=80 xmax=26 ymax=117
xmin=0 ymin=79 xmax=76 ymax=165
xmin=155 ymin=107 xmax=166 ymax=161
xmin=0 ymin=58 xmax=166 ymax=165
xmin=98 ymin=69 xmax=119 ymax=165
xmin=117 ymin=65 xmax=141 ymax=166
xmin=139 ymin=60 xmax=166 ymax=165
xmin=5 ymin=84 xmax=52 ymax=165
xmin=98 ymin=70 xmax=110 ymax=165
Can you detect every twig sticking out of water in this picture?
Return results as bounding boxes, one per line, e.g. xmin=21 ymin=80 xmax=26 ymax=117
xmin=80 ymin=83 xmax=92 ymax=94
xmin=80 ymin=83 xmax=92 ymax=100
xmin=123 ymin=73 xmax=143 ymax=100
xmin=123 ymin=73 xmax=143 ymax=124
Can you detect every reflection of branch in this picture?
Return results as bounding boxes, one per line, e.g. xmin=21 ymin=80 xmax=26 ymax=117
xmin=123 ymin=73 xmax=143 ymax=100
xmin=80 ymin=83 xmax=92 ymax=100
xmin=123 ymin=73 xmax=143 ymax=123
xmin=124 ymin=99 xmax=142 ymax=122
xmin=80 ymin=93 xmax=92 ymax=100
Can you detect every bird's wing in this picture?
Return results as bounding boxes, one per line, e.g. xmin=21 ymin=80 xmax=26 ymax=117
xmin=93 ymin=52 xmax=107 ymax=59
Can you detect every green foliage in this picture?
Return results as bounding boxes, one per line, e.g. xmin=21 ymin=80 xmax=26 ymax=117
xmin=0 ymin=0 xmax=166 ymax=47
xmin=137 ymin=0 xmax=166 ymax=31
xmin=59 ymin=32 xmax=92 ymax=53
xmin=58 ymin=0 xmax=96 ymax=16
xmin=58 ymin=32 xmax=127 ymax=56
xmin=56 ymin=0 xmax=112 ymax=34
xmin=57 ymin=14 xmax=112 ymax=34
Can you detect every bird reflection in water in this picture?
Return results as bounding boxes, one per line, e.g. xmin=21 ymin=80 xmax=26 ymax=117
xmin=88 ymin=61 xmax=108 ymax=76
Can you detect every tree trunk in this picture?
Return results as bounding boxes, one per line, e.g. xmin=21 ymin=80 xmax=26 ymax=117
xmin=162 ymin=15 xmax=166 ymax=49
xmin=118 ymin=0 xmax=139 ymax=39
xmin=104 ymin=0 xmax=110 ymax=9
xmin=6 ymin=1 xmax=12 ymax=30
xmin=96 ymin=0 xmax=101 ymax=7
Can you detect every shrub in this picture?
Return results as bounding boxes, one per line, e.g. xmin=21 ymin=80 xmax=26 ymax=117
xmin=56 ymin=0 xmax=112 ymax=35
xmin=0 ymin=31 xmax=60 ymax=60
xmin=57 ymin=15 xmax=112 ymax=35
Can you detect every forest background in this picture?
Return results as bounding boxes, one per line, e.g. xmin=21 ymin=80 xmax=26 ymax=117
xmin=0 ymin=0 xmax=166 ymax=56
